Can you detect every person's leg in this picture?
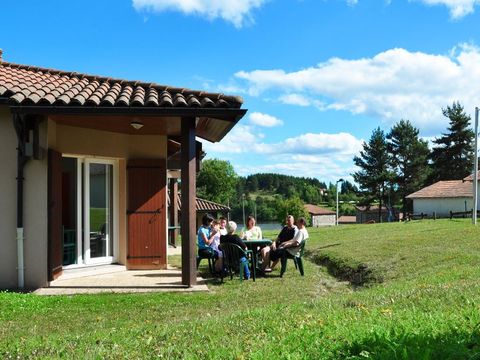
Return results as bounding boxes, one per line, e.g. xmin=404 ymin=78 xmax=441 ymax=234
xmin=260 ymin=246 xmax=271 ymax=270
xmin=270 ymin=249 xmax=286 ymax=270
xmin=240 ymin=256 xmax=250 ymax=280
xmin=215 ymin=256 xmax=223 ymax=272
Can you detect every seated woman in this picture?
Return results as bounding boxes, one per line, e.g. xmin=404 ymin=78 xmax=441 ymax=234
xmin=241 ymin=215 xmax=263 ymax=240
xmin=220 ymin=221 xmax=251 ymax=280
xmin=197 ymin=214 xmax=218 ymax=260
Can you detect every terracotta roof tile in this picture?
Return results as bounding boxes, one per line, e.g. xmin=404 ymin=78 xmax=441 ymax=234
xmin=304 ymin=204 xmax=335 ymax=215
xmin=167 ymin=194 xmax=230 ymax=212
xmin=0 ymin=61 xmax=243 ymax=109
xmin=406 ymin=180 xmax=472 ymax=199
xmin=463 ymin=171 xmax=480 ymax=181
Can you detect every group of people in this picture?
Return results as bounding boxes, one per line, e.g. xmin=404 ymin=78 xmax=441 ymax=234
xmin=197 ymin=213 xmax=309 ymax=279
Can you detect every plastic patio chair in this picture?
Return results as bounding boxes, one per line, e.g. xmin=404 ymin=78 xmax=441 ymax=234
xmin=196 ymin=248 xmax=216 ymax=275
xmin=218 ymin=243 xmax=254 ymax=282
xmin=280 ymin=240 xmax=307 ymax=277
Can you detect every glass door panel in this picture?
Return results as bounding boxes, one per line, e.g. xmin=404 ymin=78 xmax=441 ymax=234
xmin=61 ymin=157 xmax=78 ymax=266
xmin=88 ymin=163 xmax=113 ymax=259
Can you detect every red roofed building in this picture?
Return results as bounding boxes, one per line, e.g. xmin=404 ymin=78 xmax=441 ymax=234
xmin=304 ymin=204 xmax=336 ymax=226
xmin=0 ymin=53 xmax=246 ymax=289
xmin=406 ymin=180 xmax=474 ymax=217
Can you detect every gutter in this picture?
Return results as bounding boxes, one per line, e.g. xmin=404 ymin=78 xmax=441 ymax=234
xmin=11 ymin=113 xmax=39 ymax=289
xmin=12 ymin=113 xmax=28 ymax=289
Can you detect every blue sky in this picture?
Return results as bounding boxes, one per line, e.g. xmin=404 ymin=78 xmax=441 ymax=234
xmin=2 ymin=0 xmax=480 ymax=182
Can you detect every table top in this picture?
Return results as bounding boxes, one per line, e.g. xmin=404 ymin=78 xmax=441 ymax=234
xmin=244 ymin=239 xmax=272 ymax=246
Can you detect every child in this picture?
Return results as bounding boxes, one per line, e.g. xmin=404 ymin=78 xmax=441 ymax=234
xmin=210 ymin=220 xmax=223 ymax=272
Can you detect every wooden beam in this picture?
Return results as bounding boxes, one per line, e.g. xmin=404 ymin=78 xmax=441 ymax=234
xmin=181 ymin=117 xmax=197 ymax=286
xmin=169 ymin=178 xmax=179 ymax=247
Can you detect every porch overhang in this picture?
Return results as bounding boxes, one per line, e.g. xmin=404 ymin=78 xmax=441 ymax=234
xmin=7 ymin=104 xmax=246 ymax=143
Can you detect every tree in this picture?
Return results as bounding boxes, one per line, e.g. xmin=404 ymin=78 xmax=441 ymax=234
xmin=197 ymin=159 xmax=238 ymax=205
xmin=387 ymin=120 xmax=430 ymax=215
xmin=275 ymin=197 xmax=309 ymax=225
xmin=429 ymin=102 xmax=474 ymax=182
xmin=353 ymin=128 xmax=390 ymax=222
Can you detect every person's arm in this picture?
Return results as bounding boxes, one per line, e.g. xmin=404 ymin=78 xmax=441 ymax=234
xmin=201 ymin=228 xmax=214 ymax=246
xmin=257 ymin=227 xmax=263 ymax=240
xmin=279 ymin=230 xmax=304 ymax=249
xmin=234 ymin=236 xmax=248 ymax=250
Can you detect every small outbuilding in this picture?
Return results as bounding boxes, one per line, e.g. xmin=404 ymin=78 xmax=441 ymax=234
xmin=304 ymin=204 xmax=336 ymax=227
xmin=406 ymin=180 xmax=473 ymax=218
xmin=355 ymin=205 xmax=390 ymax=223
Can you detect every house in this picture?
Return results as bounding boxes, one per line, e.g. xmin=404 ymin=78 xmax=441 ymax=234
xmin=355 ymin=205 xmax=390 ymax=223
xmin=304 ymin=204 xmax=336 ymax=226
xmin=338 ymin=215 xmax=356 ymax=225
xmin=0 ymin=52 xmax=246 ymax=290
xmin=406 ymin=180 xmax=474 ymax=217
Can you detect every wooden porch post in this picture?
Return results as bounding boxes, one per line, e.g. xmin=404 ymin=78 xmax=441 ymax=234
xmin=169 ymin=178 xmax=179 ymax=246
xmin=181 ymin=117 xmax=197 ymax=286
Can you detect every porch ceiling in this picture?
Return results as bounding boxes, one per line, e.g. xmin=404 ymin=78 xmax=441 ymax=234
xmin=48 ymin=113 xmax=239 ymax=142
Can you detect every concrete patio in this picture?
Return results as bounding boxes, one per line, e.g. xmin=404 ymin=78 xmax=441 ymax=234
xmin=34 ymin=263 xmax=209 ymax=296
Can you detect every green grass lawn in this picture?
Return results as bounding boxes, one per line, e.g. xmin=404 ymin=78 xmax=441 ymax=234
xmin=2 ymin=220 xmax=480 ymax=359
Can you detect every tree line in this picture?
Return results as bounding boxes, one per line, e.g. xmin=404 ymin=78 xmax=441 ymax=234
xmin=197 ymin=163 xmax=359 ymax=223
xmin=353 ymin=102 xmax=474 ymax=218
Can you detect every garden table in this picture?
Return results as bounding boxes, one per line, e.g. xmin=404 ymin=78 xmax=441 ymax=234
xmin=244 ymin=239 xmax=273 ymax=278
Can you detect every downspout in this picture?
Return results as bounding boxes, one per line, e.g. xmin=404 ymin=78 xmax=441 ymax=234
xmin=12 ymin=113 xmax=28 ymax=289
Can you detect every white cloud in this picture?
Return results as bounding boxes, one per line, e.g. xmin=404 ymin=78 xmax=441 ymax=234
xmin=132 ymin=0 xmax=268 ymax=28
xmin=416 ymin=0 xmax=480 ymax=18
xmin=249 ymin=112 xmax=284 ymax=127
xmin=202 ymin=126 xmax=362 ymax=181
xmin=234 ymin=44 xmax=480 ymax=134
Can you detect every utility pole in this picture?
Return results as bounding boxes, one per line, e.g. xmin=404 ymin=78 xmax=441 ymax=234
xmin=242 ymin=193 xmax=246 ymax=227
xmin=336 ymin=179 xmax=344 ymax=226
xmin=473 ymin=107 xmax=479 ymax=225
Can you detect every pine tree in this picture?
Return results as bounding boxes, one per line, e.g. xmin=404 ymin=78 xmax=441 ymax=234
xmin=429 ymin=102 xmax=474 ymax=182
xmin=387 ymin=120 xmax=430 ymax=216
xmin=353 ymin=128 xmax=390 ymax=222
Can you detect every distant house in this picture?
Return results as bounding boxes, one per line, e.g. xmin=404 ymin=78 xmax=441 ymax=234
xmin=338 ymin=215 xmax=356 ymax=225
xmin=304 ymin=204 xmax=336 ymax=226
xmin=406 ymin=180 xmax=473 ymax=217
xmin=355 ymin=205 xmax=390 ymax=223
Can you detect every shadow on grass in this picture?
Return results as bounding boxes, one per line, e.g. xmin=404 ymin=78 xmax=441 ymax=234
xmin=338 ymin=327 xmax=480 ymax=360
xmin=306 ymin=250 xmax=382 ymax=286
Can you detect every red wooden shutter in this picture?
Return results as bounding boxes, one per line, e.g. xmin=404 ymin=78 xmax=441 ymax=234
xmin=48 ymin=149 xmax=63 ymax=281
xmin=127 ymin=160 xmax=167 ymax=269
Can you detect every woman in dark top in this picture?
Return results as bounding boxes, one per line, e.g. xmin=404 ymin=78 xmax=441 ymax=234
xmin=219 ymin=221 xmax=251 ymax=280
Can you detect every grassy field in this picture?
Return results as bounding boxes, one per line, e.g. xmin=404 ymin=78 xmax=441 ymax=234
xmin=2 ymin=219 xmax=480 ymax=359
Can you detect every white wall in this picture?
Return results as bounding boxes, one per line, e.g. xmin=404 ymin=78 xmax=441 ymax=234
xmin=312 ymin=214 xmax=336 ymax=227
xmin=413 ymin=198 xmax=473 ymax=217
xmin=0 ymin=108 xmax=49 ymax=289
xmin=0 ymin=107 xmax=18 ymax=289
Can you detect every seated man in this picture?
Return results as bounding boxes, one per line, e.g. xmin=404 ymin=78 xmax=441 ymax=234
xmin=260 ymin=215 xmax=298 ymax=271
xmin=270 ymin=217 xmax=308 ymax=263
